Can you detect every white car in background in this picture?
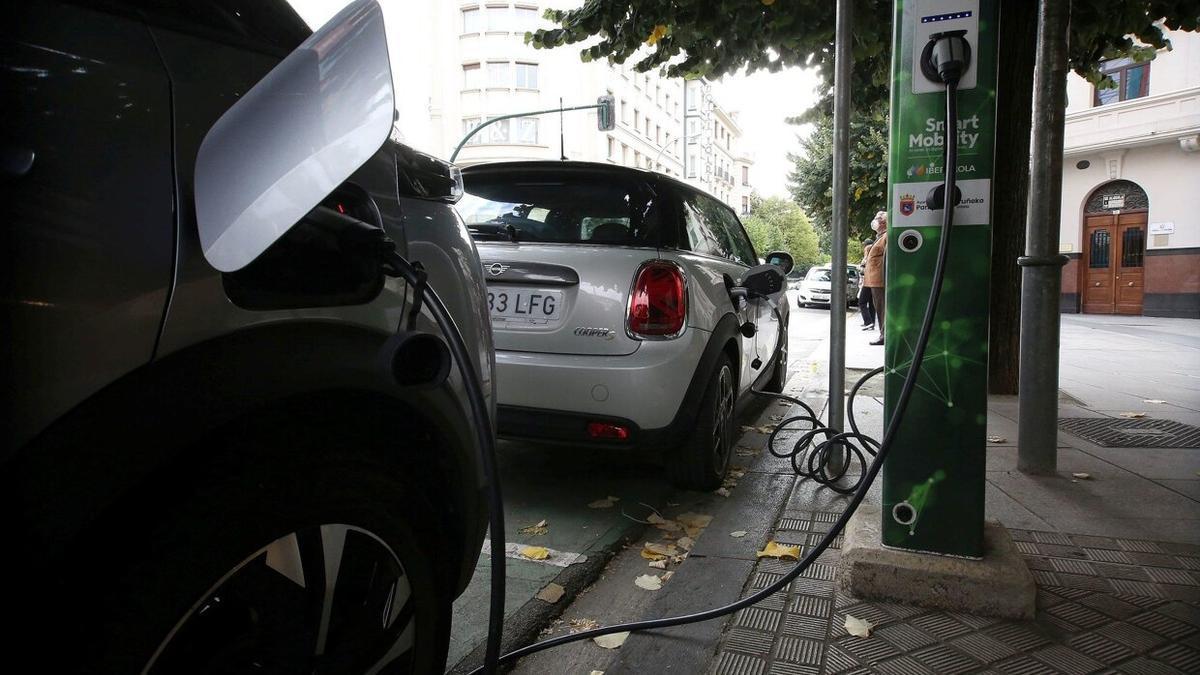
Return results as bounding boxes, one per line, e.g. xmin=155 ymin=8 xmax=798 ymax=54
xmin=459 ymin=161 xmax=792 ymax=490
xmin=796 ymin=265 xmax=861 ymax=308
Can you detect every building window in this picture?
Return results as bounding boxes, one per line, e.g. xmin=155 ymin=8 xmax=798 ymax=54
xmin=486 ymin=5 xmax=510 ymax=31
xmin=644 ymin=117 xmax=651 ymax=137
xmin=462 ymin=117 xmax=483 ymax=145
xmin=515 ymin=117 xmax=538 ymax=144
xmin=634 ymin=108 xmax=640 ymax=129
xmin=607 ymin=136 xmax=615 ymax=160
xmin=1094 ymin=58 xmax=1150 ymax=106
xmin=741 ymin=196 xmax=750 ymax=215
xmin=1122 ymin=228 xmax=1145 ymax=267
xmin=462 ymin=63 xmax=482 ymax=89
xmin=622 ymin=144 xmax=630 ymax=165
xmin=1089 ymin=230 xmax=1110 ymax=268
xmin=742 ymin=166 xmax=749 ymax=185
xmin=688 ymin=156 xmax=697 ymax=178
xmin=664 ymin=93 xmax=671 ymax=114
xmin=487 ymin=117 xmax=511 ymax=143
xmin=514 ymin=62 xmax=538 ymax=89
xmin=514 ymin=5 xmax=538 ymax=30
xmin=487 ymin=61 xmax=510 ymax=87
xmin=655 ymin=85 xmax=661 ymax=107
xmin=634 ymin=150 xmax=641 ymax=168
xmin=462 ymin=7 xmax=481 ymax=33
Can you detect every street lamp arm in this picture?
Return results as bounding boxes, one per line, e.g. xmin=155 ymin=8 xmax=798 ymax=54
xmin=450 ymin=103 xmax=603 ymax=163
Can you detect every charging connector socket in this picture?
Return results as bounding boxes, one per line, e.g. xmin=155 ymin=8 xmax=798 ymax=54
xmin=920 ymin=29 xmax=971 ymax=84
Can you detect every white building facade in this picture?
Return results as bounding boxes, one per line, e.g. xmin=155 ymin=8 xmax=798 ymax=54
xmin=397 ymin=1 xmax=750 ymax=210
xmin=1058 ymin=29 xmax=1200 ymax=318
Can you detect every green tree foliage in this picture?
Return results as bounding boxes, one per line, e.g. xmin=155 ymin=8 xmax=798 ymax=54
xmin=788 ymin=100 xmax=889 ymax=256
xmin=741 ymin=195 xmax=822 ymax=269
xmin=529 ymin=1 xmax=1197 ymax=108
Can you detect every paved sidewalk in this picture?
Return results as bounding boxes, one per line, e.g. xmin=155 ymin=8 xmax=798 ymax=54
xmin=704 ymin=314 xmax=1200 ymax=674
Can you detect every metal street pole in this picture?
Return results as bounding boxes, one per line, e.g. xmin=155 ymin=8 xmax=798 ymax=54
xmin=1017 ymin=0 xmax=1070 ymax=475
xmin=828 ymin=0 xmax=852 ymax=468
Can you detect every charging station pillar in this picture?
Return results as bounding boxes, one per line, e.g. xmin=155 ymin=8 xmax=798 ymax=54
xmin=881 ymin=0 xmax=998 ymax=559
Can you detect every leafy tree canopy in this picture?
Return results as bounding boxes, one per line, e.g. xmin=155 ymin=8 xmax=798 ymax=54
xmin=529 ymin=0 xmax=1199 ymax=119
xmin=741 ymin=195 xmax=823 ymax=269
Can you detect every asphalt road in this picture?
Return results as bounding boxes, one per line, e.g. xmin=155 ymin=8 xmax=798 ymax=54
xmin=445 ymin=297 xmax=861 ymax=671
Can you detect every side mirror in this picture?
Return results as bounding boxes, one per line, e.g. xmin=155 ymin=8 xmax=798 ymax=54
xmin=764 ymin=250 xmax=795 ymax=275
xmin=740 ymin=264 xmax=787 ymax=299
xmin=195 ymin=0 xmax=393 ymax=273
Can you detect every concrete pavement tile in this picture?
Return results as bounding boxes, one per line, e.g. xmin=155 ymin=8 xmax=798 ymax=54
xmin=613 ymin=556 xmax=756 ymax=674
xmin=985 ymin=480 xmax=1056 ymax=531
xmin=1069 ymin=445 xmax=1200 ymax=483
xmin=689 ymin=471 xmax=795 ymax=560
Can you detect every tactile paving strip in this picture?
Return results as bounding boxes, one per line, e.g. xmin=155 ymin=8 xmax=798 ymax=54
xmin=709 ymin=512 xmax=1200 ymax=674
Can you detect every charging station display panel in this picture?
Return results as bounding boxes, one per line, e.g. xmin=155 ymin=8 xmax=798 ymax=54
xmin=882 ymin=0 xmax=998 ymax=559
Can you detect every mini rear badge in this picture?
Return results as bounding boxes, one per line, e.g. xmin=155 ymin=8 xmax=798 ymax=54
xmin=487 ymin=262 xmax=511 ymax=276
xmin=574 ymin=327 xmax=615 ymax=340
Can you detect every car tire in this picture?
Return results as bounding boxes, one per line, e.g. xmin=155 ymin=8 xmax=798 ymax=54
xmin=73 ymin=444 xmax=450 ymax=675
xmin=668 ymin=355 xmax=735 ymax=491
xmin=764 ymin=325 xmax=788 ymax=394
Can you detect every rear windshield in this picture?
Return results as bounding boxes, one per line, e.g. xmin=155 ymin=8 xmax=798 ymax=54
xmin=460 ymin=170 xmax=660 ymax=246
xmin=807 ymin=268 xmax=832 ymax=282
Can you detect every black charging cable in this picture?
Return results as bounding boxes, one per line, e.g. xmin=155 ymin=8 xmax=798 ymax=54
xmin=462 ymin=35 xmax=967 ymax=674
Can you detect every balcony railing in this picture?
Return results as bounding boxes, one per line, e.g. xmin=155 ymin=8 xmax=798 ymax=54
xmin=1064 ymin=86 xmax=1200 ymax=155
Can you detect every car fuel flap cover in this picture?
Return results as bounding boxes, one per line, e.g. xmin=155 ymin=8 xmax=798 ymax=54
xmin=194 ymin=0 xmax=394 ymax=272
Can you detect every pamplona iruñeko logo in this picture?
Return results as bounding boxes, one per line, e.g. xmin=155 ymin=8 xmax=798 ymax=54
xmin=899 ymin=194 xmax=916 ymax=216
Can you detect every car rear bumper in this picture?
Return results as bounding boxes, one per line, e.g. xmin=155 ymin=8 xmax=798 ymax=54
xmin=493 ymin=327 xmax=710 ymax=433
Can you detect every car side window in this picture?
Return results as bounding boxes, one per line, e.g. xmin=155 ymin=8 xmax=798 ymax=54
xmin=712 ymin=203 xmax=758 ymax=266
xmin=116 ymin=0 xmax=311 ymax=55
xmin=680 ymin=192 xmax=732 ymax=260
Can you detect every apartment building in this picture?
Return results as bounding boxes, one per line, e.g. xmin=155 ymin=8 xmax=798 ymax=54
xmin=1059 ymin=29 xmax=1200 ymax=318
xmin=399 ymin=1 xmax=750 ymax=210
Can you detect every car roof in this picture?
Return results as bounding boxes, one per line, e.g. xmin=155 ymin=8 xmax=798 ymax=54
xmin=459 ymin=160 xmax=726 ymax=205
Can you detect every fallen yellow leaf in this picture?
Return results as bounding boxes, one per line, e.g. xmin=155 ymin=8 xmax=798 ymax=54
xmin=519 ymin=520 xmax=549 ymax=536
xmin=520 ymin=546 xmax=549 ymax=560
xmin=593 ymin=632 xmax=630 ymax=649
xmin=756 ymin=541 xmax=801 ymax=560
xmin=634 ymin=574 xmax=662 ymax=590
xmin=676 ymin=512 xmax=713 ymax=529
xmin=845 ymin=614 xmax=873 ymax=637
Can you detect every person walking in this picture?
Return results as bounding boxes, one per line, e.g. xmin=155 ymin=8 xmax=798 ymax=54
xmin=863 ymin=211 xmax=888 ymax=346
xmin=858 ymin=239 xmax=876 ymax=330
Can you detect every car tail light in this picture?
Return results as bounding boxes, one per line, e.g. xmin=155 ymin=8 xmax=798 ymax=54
xmin=587 ymin=422 xmax=630 ymax=440
xmin=627 ymin=261 xmax=687 ymax=338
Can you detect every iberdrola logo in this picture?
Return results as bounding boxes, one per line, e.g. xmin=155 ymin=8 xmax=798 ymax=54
xmin=900 ymin=194 xmax=916 ymax=216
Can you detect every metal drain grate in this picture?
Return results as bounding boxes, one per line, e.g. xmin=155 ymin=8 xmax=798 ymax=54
xmin=1058 ymin=417 xmax=1200 ymax=449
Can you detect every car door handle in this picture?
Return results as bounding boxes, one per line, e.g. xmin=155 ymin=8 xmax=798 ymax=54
xmin=1 ymin=147 xmax=35 ymax=180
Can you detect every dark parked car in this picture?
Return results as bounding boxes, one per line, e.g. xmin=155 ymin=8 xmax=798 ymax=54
xmin=2 ymin=2 xmax=491 ymax=671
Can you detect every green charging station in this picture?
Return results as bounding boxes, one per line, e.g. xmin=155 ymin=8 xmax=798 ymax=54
xmin=882 ymin=0 xmax=999 ymax=558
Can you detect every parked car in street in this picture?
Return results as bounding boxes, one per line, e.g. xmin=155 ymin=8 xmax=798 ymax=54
xmin=459 ymin=161 xmax=792 ymax=491
xmin=3 ymin=2 xmax=490 ymax=672
xmin=795 ymin=265 xmax=862 ymax=308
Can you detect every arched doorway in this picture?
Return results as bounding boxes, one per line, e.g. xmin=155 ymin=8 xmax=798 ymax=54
xmin=1081 ymin=180 xmax=1148 ymax=315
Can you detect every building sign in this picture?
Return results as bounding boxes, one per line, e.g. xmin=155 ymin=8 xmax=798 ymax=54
xmin=1102 ymin=194 xmax=1125 ymax=209
xmin=1149 ymin=221 xmax=1175 ymax=235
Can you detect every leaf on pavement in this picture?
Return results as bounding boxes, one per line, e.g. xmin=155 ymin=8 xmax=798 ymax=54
xmin=845 ymin=614 xmax=874 ymax=637
xmin=986 ymin=435 xmax=1006 ymax=443
xmin=536 ymin=582 xmax=565 ymax=603
xmin=677 ymin=512 xmax=713 ymax=529
xmin=588 ymin=496 xmax=619 ymax=508
xmin=634 ymin=574 xmax=663 ymax=591
xmin=646 ymin=512 xmax=667 ymax=524
xmin=654 ymin=519 xmax=683 ymax=532
xmin=716 ymin=487 xmax=731 ymax=497
xmin=756 ymin=541 xmax=801 ymax=560
xmin=648 ymin=559 xmax=667 ymax=569
xmin=592 ymin=632 xmax=629 ymax=649
xmin=1119 ymin=411 xmax=1147 ymax=418
xmin=569 ymin=618 xmax=599 ymax=633
xmin=520 ymin=546 xmax=549 ymax=560
xmin=662 ymin=571 xmax=674 ymax=582
xmin=641 ymin=542 xmax=678 ymax=561
xmin=1071 ymin=472 xmax=1092 ymax=480
xmin=677 ymin=536 xmax=695 ymax=551
xmin=730 ymin=530 xmax=748 ymax=538
xmin=519 ymin=519 xmax=549 ymax=536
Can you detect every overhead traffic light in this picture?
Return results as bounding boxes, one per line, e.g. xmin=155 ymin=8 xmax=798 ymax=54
xmin=596 ymin=95 xmax=616 ymax=131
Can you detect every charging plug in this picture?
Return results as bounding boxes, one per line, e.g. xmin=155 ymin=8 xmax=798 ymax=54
xmin=920 ymin=30 xmax=972 ymax=85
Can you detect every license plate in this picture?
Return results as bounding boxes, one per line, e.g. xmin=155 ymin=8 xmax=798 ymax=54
xmin=487 ymin=287 xmax=563 ymax=325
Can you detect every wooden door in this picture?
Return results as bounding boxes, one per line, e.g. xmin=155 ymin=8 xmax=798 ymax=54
xmin=1114 ymin=213 xmax=1146 ymax=315
xmin=1083 ymin=215 xmax=1115 ymax=314
xmin=1082 ymin=212 xmax=1146 ymax=315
